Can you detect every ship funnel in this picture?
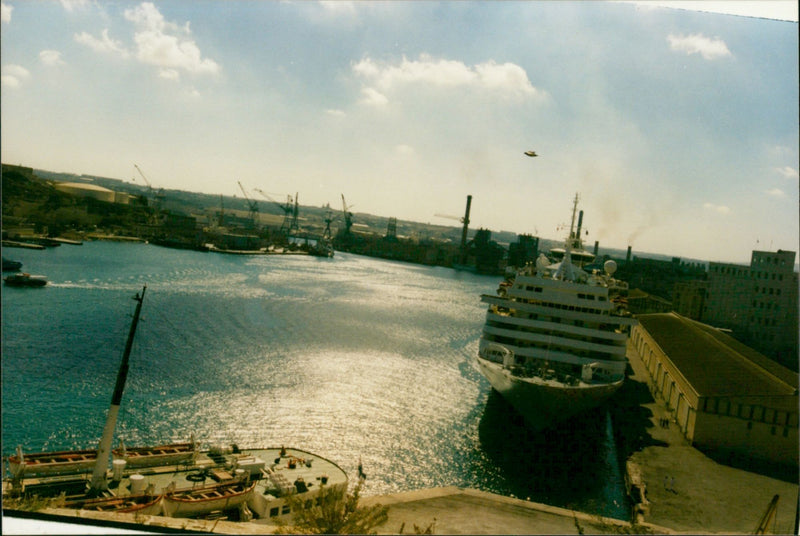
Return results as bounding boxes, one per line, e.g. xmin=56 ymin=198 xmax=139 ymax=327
xmin=626 ymin=246 xmax=632 ymax=263
xmin=594 ymin=241 xmax=599 ymax=256
xmin=576 ymin=210 xmax=584 ymax=238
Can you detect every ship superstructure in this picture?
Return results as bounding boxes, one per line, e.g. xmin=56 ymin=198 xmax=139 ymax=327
xmin=477 ymin=194 xmax=637 ymax=430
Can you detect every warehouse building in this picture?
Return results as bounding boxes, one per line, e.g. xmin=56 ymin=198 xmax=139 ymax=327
xmin=631 ymin=312 xmax=798 ymax=471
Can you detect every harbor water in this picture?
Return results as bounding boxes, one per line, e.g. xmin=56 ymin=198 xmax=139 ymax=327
xmin=1 ymin=241 xmax=628 ymax=519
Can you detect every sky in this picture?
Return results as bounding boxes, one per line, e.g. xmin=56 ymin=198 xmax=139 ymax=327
xmin=1 ymin=1 xmax=797 ymax=264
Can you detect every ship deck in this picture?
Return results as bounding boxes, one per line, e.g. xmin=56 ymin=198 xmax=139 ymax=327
xmin=4 ymin=446 xmax=348 ymax=517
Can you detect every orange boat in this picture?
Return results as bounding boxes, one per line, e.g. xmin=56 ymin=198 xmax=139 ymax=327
xmin=64 ymin=492 xmax=163 ymax=516
xmin=113 ymin=438 xmax=197 ymax=468
xmin=7 ymin=447 xmax=97 ymax=477
xmin=162 ymin=480 xmax=256 ymax=518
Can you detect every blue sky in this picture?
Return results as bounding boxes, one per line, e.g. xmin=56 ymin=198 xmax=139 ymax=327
xmin=2 ymin=1 xmax=797 ymax=263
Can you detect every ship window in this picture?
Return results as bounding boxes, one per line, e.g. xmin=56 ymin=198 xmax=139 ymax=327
xmin=535 ymin=287 xmax=543 ymax=292
xmin=747 ymin=421 xmax=753 ymax=430
xmin=282 ymin=505 xmax=291 ymax=514
xmin=270 ymin=507 xmax=279 ymax=517
xmin=783 ymin=428 xmax=789 ymax=437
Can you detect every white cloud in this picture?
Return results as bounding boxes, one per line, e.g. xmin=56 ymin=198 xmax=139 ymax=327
xmin=395 ymin=144 xmax=415 ymax=156
xmin=353 ymin=54 xmax=543 ymax=98
xmin=39 ymin=50 xmax=65 ymax=66
xmin=775 ymin=166 xmax=799 ymax=180
xmin=703 ymin=202 xmax=731 ymax=214
xmin=360 ymin=87 xmax=388 ymax=107
xmin=59 ymin=0 xmax=89 ymax=12
xmin=765 ymin=188 xmax=785 ymax=197
xmin=326 ymin=109 xmax=346 ymax=117
xmin=159 ymin=68 xmax=180 ymax=80
xmin=667 ymin=33 xmax=731 ymax=60
xmin=319 ymin=1 xmax=357 ymax=16
xmin=75 ymin=29 xmax=130 ymax=57
xmin=124 ymin=2 xmax=219 ymax=76
xmin=1 ymin=64 xmax=30 ymax=88
xmin=1 ymin=2 xmax=12 ymax=23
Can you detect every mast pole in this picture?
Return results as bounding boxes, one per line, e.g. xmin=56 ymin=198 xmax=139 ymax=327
xmin=556 ymin=194 xmax=579 ymax=281
xmin=89 ymin=285 xmax=147 ymax=494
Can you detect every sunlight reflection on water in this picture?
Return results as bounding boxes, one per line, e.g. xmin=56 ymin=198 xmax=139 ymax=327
xmin=2 ymin=242 xmax=628 ymax=519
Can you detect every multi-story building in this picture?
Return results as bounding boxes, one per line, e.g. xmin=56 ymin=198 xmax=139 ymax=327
xmin=703 ymin=250 xmax=798 ymax=369
xmin=672 ymin=279 xmax=707 ymax=320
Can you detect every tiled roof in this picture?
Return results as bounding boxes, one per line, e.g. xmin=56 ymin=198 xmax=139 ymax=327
xmin=637 ymin=313 xmax=798 ymax=398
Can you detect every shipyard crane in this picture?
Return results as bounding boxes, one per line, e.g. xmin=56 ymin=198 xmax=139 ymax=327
xmin=133 ymin=164 xmax=165 ymax=211
xmin=341 ymin=194 xmax=354 ymax=235
xmin=237 ymin=181 xmax=260 ymax=229
xmin=254 ymin=188 xmax=299 ymax=236
xmin=435 ymin=195 xmax=472 ymax=263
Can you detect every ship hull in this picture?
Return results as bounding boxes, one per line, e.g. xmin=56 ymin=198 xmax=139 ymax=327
xmin=477 ymin=357 xmax=623 ymax=431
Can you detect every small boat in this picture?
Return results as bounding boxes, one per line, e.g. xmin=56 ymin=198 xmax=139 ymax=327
xmin=64 ymin=492 xmax=163 ymax=515
xmin=7 ymin=447 xmax=97 ymax=477
xmin=2 ymin=257 xmax=22 ymax=271
xmin=113 ymin=438 xmax=197 ymax=468
xmin=162 ymin=479 xmax=256 ymax=518
xmin=4 ymin=272 xmax=48 ymax=287
xmin=48 ymin=237 xmax=83 ymax=246
xmin=18 ymin=237 xmax=61 ymax=247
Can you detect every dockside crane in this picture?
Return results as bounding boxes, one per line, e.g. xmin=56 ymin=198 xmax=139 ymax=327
xmin=435 ymin=194 xmax=472 ymax=263
xmin=237 ymin=181 xmax=259 ymax=229
xmin=133 ymin=164 xmax=165 ymax=212
xmin=254 ymin=188 xmax=299 ymax=236
xmin=341 ymin=194 xmax=354 ymax=235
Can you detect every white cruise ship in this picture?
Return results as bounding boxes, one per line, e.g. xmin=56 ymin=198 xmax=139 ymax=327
xmin=477 ymin=194 xmax=637 ymax=430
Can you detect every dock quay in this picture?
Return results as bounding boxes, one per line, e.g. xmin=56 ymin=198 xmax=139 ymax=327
xmin=612 ymin=340 xmax=799 ymax=535
xmin=4 ymin=487 xmax=670 ymax=535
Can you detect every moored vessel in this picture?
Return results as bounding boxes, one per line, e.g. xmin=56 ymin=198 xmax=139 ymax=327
xmin=4 ymin=272 xmax=48 ymax=287
xmin=477 ymin=194 xmax=637 ymax=430
xmin=2 ymin=257 xmax=22 ymax=271
xmin=3 ymin=286 xmax=349 ymax=524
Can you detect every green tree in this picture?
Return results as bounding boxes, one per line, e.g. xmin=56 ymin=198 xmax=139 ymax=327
xmin=275 ymin=480 xmax=388 ymax=535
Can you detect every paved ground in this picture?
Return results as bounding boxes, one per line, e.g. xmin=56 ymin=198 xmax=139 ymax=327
xmin=362 ymin=487 xmax=669 ymax=535
xmin=620 ymin=342 xmax=799 ymax=535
